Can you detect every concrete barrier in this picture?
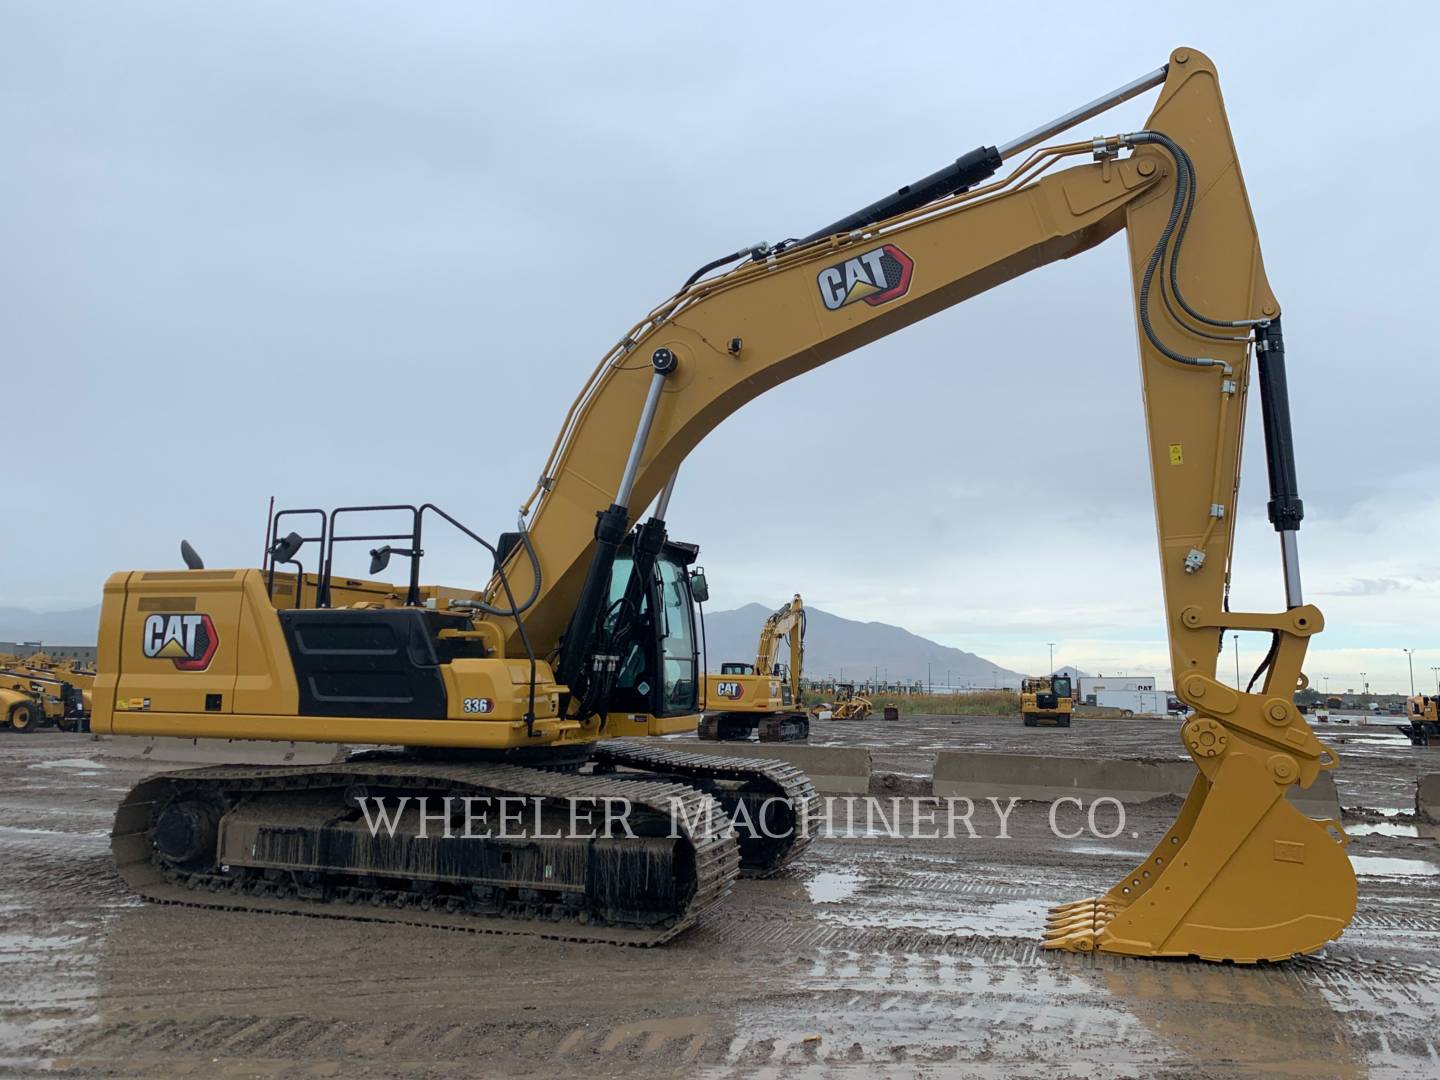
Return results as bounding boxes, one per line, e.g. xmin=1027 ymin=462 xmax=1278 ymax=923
xmin=1419 ymin=774 xmax=1440 ymax=824
xmin=97 ymin=735 xmax=349 ymax=767
xmin=668 ymin=739 xmax=872 ymax=795
xmin=932 ymin=751 xmax=1342 ymax=818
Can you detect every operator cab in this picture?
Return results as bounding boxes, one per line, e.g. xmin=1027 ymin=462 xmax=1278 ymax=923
xmin=602 ymin=537 xmax=704 ymax=719
xmin=721 ymin=662 xmax=757 ymax=676
xmin=1051 ymin=676 xmax=1073 ymax=698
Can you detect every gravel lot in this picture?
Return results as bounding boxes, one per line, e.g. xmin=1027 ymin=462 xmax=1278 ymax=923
xmin=1 ymin=716 xmax=1436 ymax=1078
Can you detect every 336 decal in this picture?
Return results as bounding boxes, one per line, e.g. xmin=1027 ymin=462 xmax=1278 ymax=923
xmin=817 ymin=244 xmax=913 ymax=311
xmin=141 ymin=613 xmax=219 ymax=671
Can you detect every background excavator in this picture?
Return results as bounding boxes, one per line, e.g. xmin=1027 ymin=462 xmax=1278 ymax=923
xmin=700 ymin=593 xmax=809 ymax=742
xmin=92 ymin=48 xmax=1355 ymax=962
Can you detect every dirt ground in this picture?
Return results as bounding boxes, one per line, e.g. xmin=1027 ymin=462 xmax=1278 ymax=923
xmin=1 ymin=716 xmax=1437 ymax=1079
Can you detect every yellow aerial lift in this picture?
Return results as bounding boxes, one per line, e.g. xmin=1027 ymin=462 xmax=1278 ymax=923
xmin=1021 ymin=674 xmax=1075 ymax=727
xmin=0 ymin=679 xmax=43 ymax=732
xmin=0 ymin=654 xmax=93 ymax=731
xmin=93 ymin=48 xmax=1354 ymax=961
xmin=700 ymin=594 xmax=809 ymax=742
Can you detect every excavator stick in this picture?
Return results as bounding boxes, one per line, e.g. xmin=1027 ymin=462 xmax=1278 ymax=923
xmin=1013 ymin=50 xmax=1360 ymax=962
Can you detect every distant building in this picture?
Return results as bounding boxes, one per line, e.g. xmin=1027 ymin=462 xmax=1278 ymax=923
xmin=1077 ymin=674 xmax=1158 ymax=705
xmin=0 ymin=641 xmax=97 ymax=664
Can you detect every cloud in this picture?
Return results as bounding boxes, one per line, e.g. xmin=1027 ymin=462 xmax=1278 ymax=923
xmin=1320 ymin=577 xmax=1410 ymax=597
xmin=1 ymin=5 xmax=1435 ymax=695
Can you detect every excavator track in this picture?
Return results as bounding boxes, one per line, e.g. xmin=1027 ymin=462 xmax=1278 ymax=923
xmin=592 ymin=740 xmax=821 ymax=877
xmin=697 ymin=712 xmax=810 ymax=743
xmin=758 ymin=712 xmax=810 ymax=743
xmin=111 ymin=756 xmax=740 ymax=947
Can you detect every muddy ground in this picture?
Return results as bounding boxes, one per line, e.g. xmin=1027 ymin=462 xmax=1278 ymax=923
xmin=1 ymin=716 xmax=1436 ymax=1078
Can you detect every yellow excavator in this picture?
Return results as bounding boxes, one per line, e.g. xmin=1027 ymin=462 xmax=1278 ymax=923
xmin=93 ymin=48 xmax=1355 ymax=961
xmin=700 ymin=594 xmax=809 ymax=742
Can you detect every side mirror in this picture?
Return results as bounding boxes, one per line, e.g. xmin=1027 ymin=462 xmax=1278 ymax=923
xmin=369 ymin=546 xmax=393 ymax=575
xmin=689 ymin=567 xmax=709 ymax=604
xmin=270 ymin=532 xmax=304 ymax=563
xmin=180 ymin=539 xmax=205 ymax=570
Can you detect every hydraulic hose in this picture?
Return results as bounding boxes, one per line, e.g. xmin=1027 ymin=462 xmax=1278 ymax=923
xmin=449 ymin=515 xmax=544 ymax=618
xmin=1126 ymin=131 xmax=1232 ymax=373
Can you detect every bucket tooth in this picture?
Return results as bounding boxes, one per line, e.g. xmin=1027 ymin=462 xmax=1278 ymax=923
xmin=1043 ymin=925 xmax=1098 ymax=952
xmin=1047 ymin=911 xmax=1103 ymax=933
xmin=1046 ymin=898 xmax=1098 ymax=918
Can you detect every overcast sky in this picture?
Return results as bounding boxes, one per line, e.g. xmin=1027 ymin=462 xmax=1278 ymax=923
xmin=2 ymin=3 xmax=1436 ymax=693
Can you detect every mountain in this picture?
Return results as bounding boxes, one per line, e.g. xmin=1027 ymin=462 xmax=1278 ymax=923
xmin=700 ymin=603 xmax=1021 ymax=688
xmin=0 ymin=605 xmax=101 ymax=645
xmin=1 ymin=601 xmax=1027 ymax=688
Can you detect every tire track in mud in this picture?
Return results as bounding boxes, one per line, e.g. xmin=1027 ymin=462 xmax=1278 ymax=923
xmin=5 ymin=728 xmax=1440 ymax=1078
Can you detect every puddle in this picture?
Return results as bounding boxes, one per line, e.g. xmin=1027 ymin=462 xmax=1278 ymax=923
xmin=807 ymin=871 xmax=863 ymax=904
xmin=0 ymin=932 xmax=85 ymax=953
xmin=32 ymin=758 xmax=105 ymax=771
xmin=815 ymin=896 xmax=1052 ymax=936
xmin=1068 ymin=843 xmax=1148 ymax=860
xmin=1347 ymin=822 xmax=1432 ymax=838
xmin=0 ymin=825 xmax=109 ymax=841
xmin=1350 ymin=856 xmax=1440 ymax=877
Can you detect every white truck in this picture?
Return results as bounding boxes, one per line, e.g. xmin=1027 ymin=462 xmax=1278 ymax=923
xmin=1095 ymin=689 xmax=1171 ymax=717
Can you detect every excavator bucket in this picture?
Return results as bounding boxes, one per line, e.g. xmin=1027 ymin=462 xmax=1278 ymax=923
xmin=1044 ymin=694 xmax=1358 ymax=963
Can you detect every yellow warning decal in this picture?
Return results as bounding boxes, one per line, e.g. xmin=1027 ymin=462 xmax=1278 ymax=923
xmin=1168 ymin=444 xmax=1183 ymax=465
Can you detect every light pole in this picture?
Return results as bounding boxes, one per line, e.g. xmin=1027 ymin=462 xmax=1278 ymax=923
xmin=1403 ymin=649 xmax=1415 ymax=697
xmin=927 ymin=662 xmax=932 ymax=694
xmin=1323 ymin=675 xmax=1330 ymax=696
xmin=1048 ymin=642 xmax=1056 ymax=674
xmin=1432 ymin=666 xmax=1439 ymax=695
xmin=1233 ymin=634 xmax=1240 ymax=688
xmin=1360 ymin=672 xmax=1367 ymax=698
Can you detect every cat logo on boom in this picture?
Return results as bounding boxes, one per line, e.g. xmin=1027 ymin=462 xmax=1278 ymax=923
xmin=141 ymin=613 xmax=219 ymax=671
xmin=816 ymin=244 xmax=914 ymax=311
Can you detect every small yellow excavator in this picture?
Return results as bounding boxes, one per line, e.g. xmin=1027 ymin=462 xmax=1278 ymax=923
xmin=91 ymin=48 xmax=1355 ymax=961
xmin=1021 ymin=674 xmax=1074 ymax=728
xmin=700 ymin=594 xmax=809 ymax=742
